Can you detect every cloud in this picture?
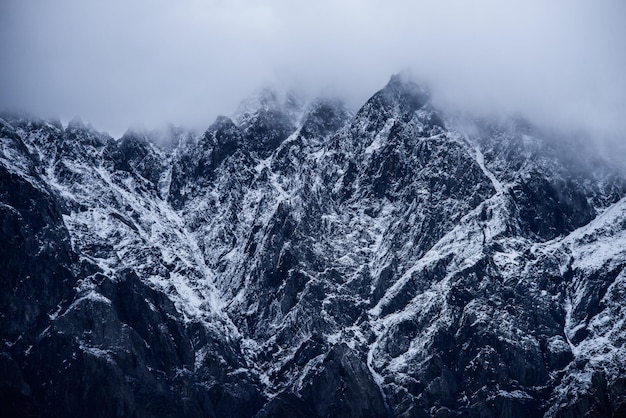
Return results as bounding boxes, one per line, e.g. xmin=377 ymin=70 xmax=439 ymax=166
xmin=1 ymin=0 xmax=624 ymax=139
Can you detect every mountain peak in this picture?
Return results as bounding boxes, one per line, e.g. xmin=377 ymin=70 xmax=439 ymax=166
xmin=299 ymin=98 xmax=352 ymax=141
xmin=233 ymin=87 xmax=305 ymax=127
xmin=378 ymin=73 xmax=431 ymax=112
xmin=66 ymin=115 xmax=86 ymax=130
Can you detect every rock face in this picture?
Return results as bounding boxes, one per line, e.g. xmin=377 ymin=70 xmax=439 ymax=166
xmin=1 ymin=76 xmax=626 ymax=417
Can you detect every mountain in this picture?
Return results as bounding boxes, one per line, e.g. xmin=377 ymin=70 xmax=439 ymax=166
xmin=1 ymin=75 xmax=625 ymax=417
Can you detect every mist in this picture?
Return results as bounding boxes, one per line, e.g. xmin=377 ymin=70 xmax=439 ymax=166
xmin=1 ymin=0 xmax=624 ymax=140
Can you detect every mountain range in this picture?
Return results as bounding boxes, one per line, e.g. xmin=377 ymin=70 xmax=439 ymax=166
xmin=1 ymin=75 xmax=625 ymax=417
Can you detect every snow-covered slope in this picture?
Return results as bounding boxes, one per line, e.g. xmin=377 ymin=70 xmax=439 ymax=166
xmin=1 ymin=75 xmax=625 ymax=417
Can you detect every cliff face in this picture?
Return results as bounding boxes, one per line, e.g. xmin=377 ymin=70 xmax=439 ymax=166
xmin=1 ymin=76 xmax=625 ymax=417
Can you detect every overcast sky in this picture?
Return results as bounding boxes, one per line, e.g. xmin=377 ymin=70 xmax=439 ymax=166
xmin=1 ymin=0 xmax=625 ymax=139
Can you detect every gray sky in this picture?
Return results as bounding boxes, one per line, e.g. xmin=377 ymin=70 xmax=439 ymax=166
xmin=1 ymin=0 xmax=625 ymax=139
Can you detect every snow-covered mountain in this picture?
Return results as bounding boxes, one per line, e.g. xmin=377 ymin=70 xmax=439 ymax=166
xmin=1 ymin=75 xmax=625 ymax=417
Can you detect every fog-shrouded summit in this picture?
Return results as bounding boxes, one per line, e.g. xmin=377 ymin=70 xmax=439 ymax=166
xmin=2 ymin=75 xmax=626 ymax=417
xmin=1 ymin=0 xmax=625 ymax=143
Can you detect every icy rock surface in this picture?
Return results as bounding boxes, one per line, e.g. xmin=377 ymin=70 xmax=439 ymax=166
xmin=1 ymin=76 xmax=626 ymax=417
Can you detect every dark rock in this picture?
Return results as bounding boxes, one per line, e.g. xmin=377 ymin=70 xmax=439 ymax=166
xmin=299 ymin=344 xmax=389 ymax=418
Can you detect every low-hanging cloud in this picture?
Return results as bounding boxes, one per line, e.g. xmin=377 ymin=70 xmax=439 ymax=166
xmin=1 ymin=0 xmax=624 ymax=140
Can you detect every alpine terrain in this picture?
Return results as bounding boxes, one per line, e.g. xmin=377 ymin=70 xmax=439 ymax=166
xmin=1 ymin=75 xmax=625 ymax=417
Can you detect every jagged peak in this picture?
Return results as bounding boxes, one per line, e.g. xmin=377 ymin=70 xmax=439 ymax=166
xmin=354 ymin=73 xmax=431 ymax=120
xmin=66 ymin=115 xmax=87 ymax=131
xmin=299 ymin=97 xmax=353 ymax=141
xmin=0 ymin=111 xmax=65 ymax=134
xmin=379 ymin=73 xmax=430 ymax=110
xmin=118 ymin=124 xmax=189 ymax=152
xmin=202 ymin=115 xmax=242 ymax=149
xmin=64 ymin=117 xmax=111 ymax=146
xmin=207 ymin=115 xmax=238 ymax=133
xmin=344 ymin=74 xmax=442 ymax=146
xmin=306 ymin=96 xmax=351 ymax=113
xmin=119 ymin=127 xmax=150 ymax=144
xmin=233 ymin=86 xmax=305 ymax=127
xmin=387 ymin=72 xmax=429 ymax=93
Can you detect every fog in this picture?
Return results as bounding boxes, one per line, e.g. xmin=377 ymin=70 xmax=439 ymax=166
xmin=1 ymin=0 xmax=625 ymax=140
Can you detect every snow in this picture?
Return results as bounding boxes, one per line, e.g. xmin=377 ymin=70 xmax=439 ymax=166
xmin=364 ymin=118 xmax=395 ymax=155
xmin=564 ymin=196 xmax=626 ymax=272
xmin=496 ymin=389 xmax=532 ymax=400
xmin=473 ymin=144 xmax=504 ymax=193
xmin=367 ymin=341 xmax=391 ymax=414
xmin=0 ymin=135 xmax=48 ymax=194
xmin=458 ymin=131 xmax=505 ymax=194
xmin=80 ymin=344 xmax=115 ymax=363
